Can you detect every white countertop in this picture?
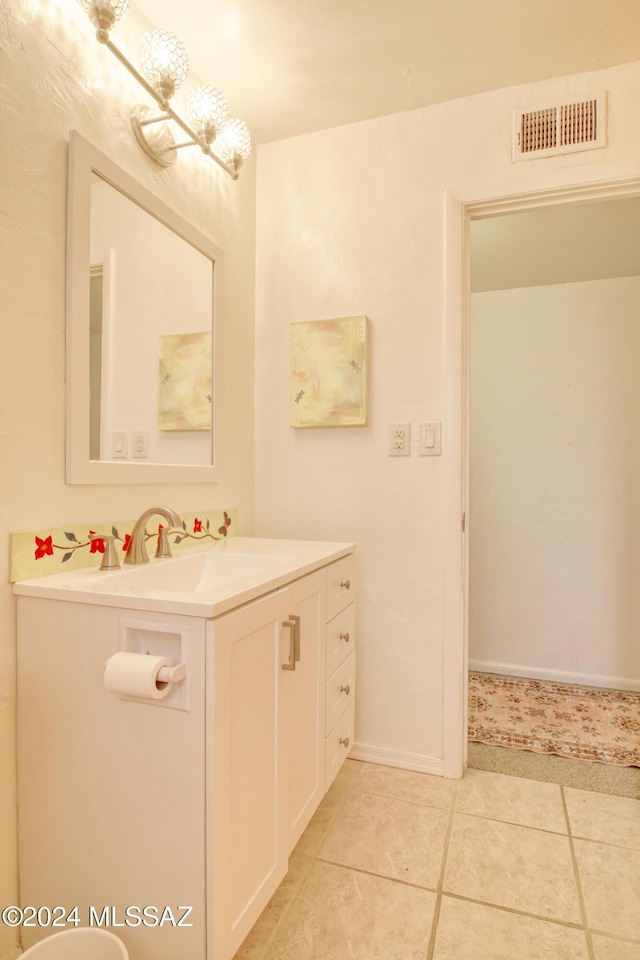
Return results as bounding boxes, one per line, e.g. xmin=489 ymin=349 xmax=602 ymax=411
xmin=13 ymin=537 xmax=355 ymax=618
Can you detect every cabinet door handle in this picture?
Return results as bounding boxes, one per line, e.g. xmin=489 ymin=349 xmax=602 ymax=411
xmin=282 ymin=619 xmax=297 ymax=671
xmin=340 ymin=579 xmax=351 ymax=590
xmin=340 ymin=684 xmax=351 ymax=696
xmin=339 ymin=737 xmax=350 ymax=748
xmin=291 ymin=614 xmax=301 ymax=662
xmin=339 ymin=631 xmax=350 ymax=642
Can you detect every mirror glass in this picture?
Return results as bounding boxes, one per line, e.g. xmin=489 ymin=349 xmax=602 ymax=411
xmin=66 ymin=131 xmax=222 ymax=484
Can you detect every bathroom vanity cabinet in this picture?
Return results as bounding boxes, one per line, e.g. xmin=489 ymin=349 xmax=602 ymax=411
xmin=15 ymin=539 xmax=355 ymax=960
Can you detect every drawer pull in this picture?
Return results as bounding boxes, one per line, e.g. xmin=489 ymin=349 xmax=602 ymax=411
xmin=339 ymin=631 xmax=350 ymax=642
xmin=291 ymin=614 xmax=301 ymax=663
xmin=340 ymin=684 xmax=351 ymax=696
xmin=282 ymin=619 xmax=297 ymax=671
xmin=339 ymin=737 xmax=350 ymax=748
xmin=340 ymin=579 xmax=351 ymax=590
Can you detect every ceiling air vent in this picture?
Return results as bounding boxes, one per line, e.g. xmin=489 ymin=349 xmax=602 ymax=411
xmin=512 ymin=94 xmax=606 ymax=162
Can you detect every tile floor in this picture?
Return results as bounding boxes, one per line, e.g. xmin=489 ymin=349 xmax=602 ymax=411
xmin=233 ymin=759 xmax=640 ymax=960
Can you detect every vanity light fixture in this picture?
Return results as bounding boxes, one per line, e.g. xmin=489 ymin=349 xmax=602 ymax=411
xmin=212 ymin=117 xmax=252 ymax=167
xmin=186 ymin=85 xmax=229 ymax=144
xmin=76 ymin=0 xmax=251 ymax=179
xmin=77 ymin=0 xmax=130 ymax=41
xmin=138 ymin=28 xmax=189 ymax=102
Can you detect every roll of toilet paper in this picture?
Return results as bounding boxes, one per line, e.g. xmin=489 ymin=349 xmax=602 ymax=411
xmin=104 ymin=652 xmax=174 ymax=700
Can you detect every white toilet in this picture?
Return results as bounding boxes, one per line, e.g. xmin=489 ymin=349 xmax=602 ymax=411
xmin=20 ymin=928 xmax=128 ymax=959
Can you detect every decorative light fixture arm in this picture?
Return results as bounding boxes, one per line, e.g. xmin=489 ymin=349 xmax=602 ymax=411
xmin=76 ymin=0 xmax=251 ymax=179
xmin=102 ymin=37 xmax=239 ymax=179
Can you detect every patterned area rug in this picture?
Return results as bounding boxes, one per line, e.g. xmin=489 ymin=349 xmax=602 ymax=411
xmin=468 ymin=672 xmax=640 ymax=766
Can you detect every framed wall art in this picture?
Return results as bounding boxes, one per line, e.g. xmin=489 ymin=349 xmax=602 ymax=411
xmin=290 ymin=315 xmax=368 ymax=428
xmin=158 ymin=331 xmax=212 ymax=431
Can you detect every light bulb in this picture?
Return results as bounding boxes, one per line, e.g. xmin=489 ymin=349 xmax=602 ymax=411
xmin=76 ymin=0 xmax=129 ymax=42
xmin=139 ymin=30 xmax=189 ymax=102
xmin=214 ymin=118 xmax=252 ymax=168
xmin=186 ymin=86 xmax=228 ymax=144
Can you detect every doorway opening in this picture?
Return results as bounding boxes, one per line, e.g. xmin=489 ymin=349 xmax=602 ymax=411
xmin=466 ymin=198 xmax=640 ymax=791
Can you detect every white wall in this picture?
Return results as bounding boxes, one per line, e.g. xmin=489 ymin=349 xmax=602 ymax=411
xmin=0 ymin=2 xmax=256 ymax=954
xmin=255 ymin=61 xmax=640 ymax=773
xmin=469 ymin=276 xmax=640 ymax=690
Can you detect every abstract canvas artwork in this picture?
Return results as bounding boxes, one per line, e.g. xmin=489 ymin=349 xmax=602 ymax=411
xmin=158 ymin=331 xmax=212 ymax=431
xmin=290 ymin=315 xmax=368 ymax=428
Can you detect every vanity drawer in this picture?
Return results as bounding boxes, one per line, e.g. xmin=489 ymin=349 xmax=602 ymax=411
xmin=325 ymin=604 xmax=355 ymax=678
xmin=326 ymin=556 xmax=355 ymax=621
xmin=325 ymin=701 xmax=355 ymax=792
xmin=325 ymin=652 xmax=356 ymax=736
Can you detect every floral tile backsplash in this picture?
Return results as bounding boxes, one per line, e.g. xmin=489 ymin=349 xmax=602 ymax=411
xmin=10 ymin=509 xmax=236 ymax=582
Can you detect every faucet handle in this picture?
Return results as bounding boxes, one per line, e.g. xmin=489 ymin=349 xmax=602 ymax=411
xmin=155 ymin=525 xmax=181 ymax=559
xmin=89 ymin=534 xmax=121 ymax=571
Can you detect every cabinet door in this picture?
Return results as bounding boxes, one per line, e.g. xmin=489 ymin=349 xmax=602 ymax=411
xmin=209 ymin=589 xmax=290 ymax=960
xmin=286 ymin=570 xmax=326 ymax=850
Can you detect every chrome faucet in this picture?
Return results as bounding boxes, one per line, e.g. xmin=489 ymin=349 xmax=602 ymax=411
xmin=124 ymin=506 xmax=182 ymax=565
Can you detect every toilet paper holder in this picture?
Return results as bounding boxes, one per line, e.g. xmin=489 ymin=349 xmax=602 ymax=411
xmin=104 ymin=655 xmax=187 ymax=686
xmin=114 ymin=619 xmax=192 ymax=711
xmin=103 ymin=653 xmax=188 ymax=699
xmin=156 ymin=661 xmax=187 ymax=685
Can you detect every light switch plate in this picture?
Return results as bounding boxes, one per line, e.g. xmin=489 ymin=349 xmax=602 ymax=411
xmin=418 ymin=421 xmax=442 ymax=456
xmin=111 ymin=431 xmax=128 ymax=459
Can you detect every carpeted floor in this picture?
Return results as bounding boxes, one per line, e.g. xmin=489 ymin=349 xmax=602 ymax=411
xmin=468 ymin=671 xmax=640 ymax=798
xmin=468 ymin=742 xmax=640 ymax=798
xmin=468 ymin=671 xmax=640 ymax=766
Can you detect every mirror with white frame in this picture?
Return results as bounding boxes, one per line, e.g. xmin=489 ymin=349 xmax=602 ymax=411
xmin=66 ymin=130 xmax=222 ymax=484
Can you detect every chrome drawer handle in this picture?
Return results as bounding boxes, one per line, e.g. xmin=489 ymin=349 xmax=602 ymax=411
xmin=340 ymin=684 xmax=350 ymax=696
xmin=291 ymin=614 xmax=301 ymax=663
xmin=339 ymin=737 xmax=350 ymax=748
xmin=339 ymin=631 xmax=350 ymax=642
xmin=282 ymin=619 xmax=297 ymax=671
xmin=340 ymin=579 xmax=351 ymax=590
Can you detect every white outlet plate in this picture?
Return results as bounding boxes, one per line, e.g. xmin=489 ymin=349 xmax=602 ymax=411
xmin=388 ymin=422 xmax=410 ymax=456
xmin=132 ymin=430 xmax=149 ymax=459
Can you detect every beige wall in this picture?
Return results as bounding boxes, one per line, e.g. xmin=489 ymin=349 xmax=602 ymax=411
xmin=0 ymin=2 xmax=256 ymax=955
xmin=470 ymin=276 xmax=640 ymax=689
xmin=255 ymin=61 xmax=640 ymax=771
xmin=471 ymin=197 xmax=640 ymax=292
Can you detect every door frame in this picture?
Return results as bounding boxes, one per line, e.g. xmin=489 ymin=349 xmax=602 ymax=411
xmin=441 ymin=173 xmax=640 ymax=779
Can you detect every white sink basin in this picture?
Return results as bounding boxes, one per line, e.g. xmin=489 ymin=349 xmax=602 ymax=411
xmin=13 ymin=537 xmax=355 ymax=617
xmin=80 ymin=549 xmax=292 ymax=594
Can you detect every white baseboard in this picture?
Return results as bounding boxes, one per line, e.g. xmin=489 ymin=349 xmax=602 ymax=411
xmin=469 ymin=658 xmax=640 ymax=693
xmin=350 ymin=742 xmax=444 ymax=777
